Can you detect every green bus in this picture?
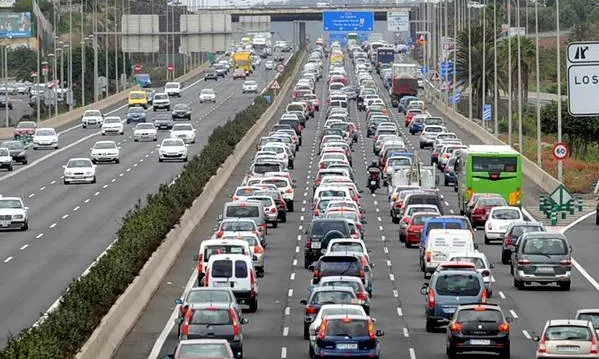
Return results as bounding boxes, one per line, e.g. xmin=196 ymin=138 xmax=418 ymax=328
xmin=455 ymin=145 xmax=523 ymax=214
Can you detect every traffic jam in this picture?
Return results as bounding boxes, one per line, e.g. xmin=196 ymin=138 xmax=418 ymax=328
xmin=164 ymin=37 xmax=599 ymax=359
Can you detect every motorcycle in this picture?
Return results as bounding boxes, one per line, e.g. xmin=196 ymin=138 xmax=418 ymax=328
xmin=367 ymin=172 xmax=380 ymax=194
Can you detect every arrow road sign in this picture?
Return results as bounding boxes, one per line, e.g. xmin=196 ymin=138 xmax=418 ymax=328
xmin=567 ymin=41 xmax=599 ymax=63
xmin=550 ymin=184 xmax=573 ymax=208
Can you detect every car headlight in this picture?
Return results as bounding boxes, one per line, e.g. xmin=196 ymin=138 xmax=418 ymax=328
xmin=85 ymin=171 xmax=93 ymax=176
xmin=13 ymin=214 xmax=24 ymax=220
xmin=159 ymin=150 xmax=166 ymax=155
xmin=65 ymin=171 xmax=73 ymax=176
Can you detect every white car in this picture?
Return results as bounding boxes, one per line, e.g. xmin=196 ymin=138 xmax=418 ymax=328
xmin=170 ymin=123 xmax=196 ymax=144
xmin=63 ymin=158 xmax=96 ymax=184
xmin=264 ymin=60 xmax=274 ymax=70
xmin=90 ymin=140 xmax=120 ymax=164
xmin=0 ymin=147 xmax=13 ymax=171
xmin=133 ymin=123 xmax=158 ymax=142
xmin=164 ymin=82 xmax=182 ymax=97
xmin=158 ymin=138 xmax=188 ymax=162
xmin=81 ymin=109 xmax=104 ymax=128
xmin=447 ymin=251 xmax=495 ymax=296
xmin=32 ymin=127 xmax=59 ymax=149
xmin=152 ymin=92 xmax=171 ymax=111
xmin=101 ymin=116 xmax=124 ymax=135
xmin=199 ymin=88 xmax=216 ymax=103
xmin=308 ymin=304 xmax=367 ymax=356
xmin=0 ymin=196 xmax=29 ymax=230
xmin=242 ymin=80 xmax=258 ymax=94
xmin=484 ymin=206 xmax=524 ymax=243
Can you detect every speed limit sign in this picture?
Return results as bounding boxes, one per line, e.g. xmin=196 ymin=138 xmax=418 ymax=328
xmin=553 ymin=142 xmax=569 ymax=160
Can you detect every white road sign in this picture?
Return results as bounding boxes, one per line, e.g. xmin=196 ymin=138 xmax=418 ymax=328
xmin=387 ymin=11 xmax=409 ymax=32
xmin=567 ymin=41 xmax=599 ymax=116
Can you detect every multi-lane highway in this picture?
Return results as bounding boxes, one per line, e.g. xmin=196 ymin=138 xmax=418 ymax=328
xmin=112 ymin=52 xmax=599 ymax=359
xmin=0 ymin=62 xmax=286 ymax=343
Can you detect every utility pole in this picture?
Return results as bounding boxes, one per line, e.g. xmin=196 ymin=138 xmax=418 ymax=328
xmin=556 ymin=0 xmax=563 ymax=182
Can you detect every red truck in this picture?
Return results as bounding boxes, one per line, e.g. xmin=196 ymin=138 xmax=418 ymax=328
xmin=390 ymin=63 xmax=419 ymax=107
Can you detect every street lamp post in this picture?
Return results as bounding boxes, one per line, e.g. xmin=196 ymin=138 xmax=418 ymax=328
xmin=535 ymin=0 xmax=541 ymax=166
xmin=556 ymin=0 xmax=563 ymax=182
xmin=468 ymin=3 xmax=472 ymax=121
xmin=494 ymin=0 xmax=499 ymax=136
xmin=507 ymin=0 xmax=513 ymax=146
xmin=517 ymin=0 xmax=523 ymax=153
xmin=2 ymin=45 xmax=7 ymax=127
xmin=69 ymin=0 xmax=73 ymax=110
xmin=482 ymin=0 xmax=487 ymax=127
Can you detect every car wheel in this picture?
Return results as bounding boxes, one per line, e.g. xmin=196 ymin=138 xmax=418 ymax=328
xmin=153 ymin=137 xmax=157 ymax=141
xmin=91 ymin=159 xmax=97 ymax=164
xmin=82 ymin=124 xmax=87 ymax=128
xmin=7 ymin=165 xmax=12 ymax=171
xmin=501 ymin=250 xmax=510 ymax=264
xmin=64 ymin=179 xmax=68 ymax=185
xmin=303 ymin=323 xmax=310 ymax=340
xmin=159 ymin=158 xmax=163 ymax=162
xmin=308 ymin=344 xmax=314 ymax=358
xmin=513 ymin=278 xmax=524 ymax=290
xmin=280 ymin=213 xmax=287 ymax=223
xmin=183 ymin=156 xmax=188 ymax=162
xmin=120 ymin=131 xmax=124 ymax=135
xmin=32 ymin=146 xmax=37 ymax=150
xmin=498 ymin=347 xmax=510 ymax=359
xmin=288 ymin=201 xmax=294 ymax=212
xmin=134 ymin=139 xmax=138 ymax=142
xmin=304 ymin=257 xmax=310 ymax=269
xmin=248 ymin=297 xmax=258 ymax=313
xmin=272 ymin=221 xmax=278 ymax=228
xmin=21 ymin=221 xmax=28 ymax=231
xmin=101 ymin=132 xmax=105 ymax=136
xmin=444 ymin=179 xmax=449 ymax=186
xmin=153 ymin=108 xmax=156 ymax=112
xmin=560 ymin=281 xmax=571 ymax=291
xmin=392 ymin=216 xmax=399 ymax=224
xmin=91 ymin=176 xmax=96 ymax=184
xmin=425 ymin=318 xmax=436 ymax=332
xmin=115 ymin=159 xmax=120 ymax=164
xmin=22 ymin=159 xmax=27 ymax=165
xmin=55 ymin=145 xmax=59 ymax=149
xmin=405 ymin=241 xmax=411 ymax=248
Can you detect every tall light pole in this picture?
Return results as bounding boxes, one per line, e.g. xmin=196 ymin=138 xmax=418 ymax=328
xmin=2 ymin=45 xmax=7 ymax=127
xmin=468 ymin=2 xmax=472 ymax=121
xmin=517 ymin=0 xmax=523 ymax=153
xmin=104 ymin=0 xmax=109 ymax=96
xmin=556 ymin=0 xmax=563 ymax=182
xmin=81 ymin=40 xmax=86 ymax=106
xmin=58 ymin=43 xmax=64 ymax=106
xmin=68 ymin=0 xmax=73 ymax=110
xmin=507 ymin=0 xmax=513 ymax=145
xmin=452 ymin=0 xmax=457 ymax=111
xmin=114 ymin=0 xmax=119 ymax=92
xmin=493 ymin=1 xmax=499 ymax=136
xmin=93 ymin=0 xmax=99 ymax=103
xmin=34 ymin=0 xmax=40 ymax=122
xmin=165 ymin=2 xmax=169 ymax=81
xmin=535 ymin=0 xmax=541 ymax=166
xmin=482 ymin=0 xmax=487 ymax=128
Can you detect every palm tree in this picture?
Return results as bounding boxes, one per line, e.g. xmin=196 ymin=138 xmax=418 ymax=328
xmin=454 ymin=24 xmax=505 ymax=117
xmin=497 ymin=36 xmax=535 ymax=106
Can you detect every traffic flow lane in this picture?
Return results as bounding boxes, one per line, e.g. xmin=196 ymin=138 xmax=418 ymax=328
xmin=0 ymin=67 xmax=281 ymax=344
xmin=114 ymin=58 xmax=306 ymax=359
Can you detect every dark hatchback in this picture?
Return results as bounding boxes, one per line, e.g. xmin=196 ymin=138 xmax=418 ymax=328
xmin=0 ymin=140 xmax=27 ymax=164
xmin=310 ymin=254 xmax=366 ymax=286
xmin=446 ymin=303 xmax=511 ymax=358
xmin=172 ymin=103 xmax=191 ymax=120
xmin=205 ymin=69 xmax=219 ymax=81
xmin=179 ymin=303 xmax=249 ymax=359
xmin=313 ymin=315 xmax=384 ymax=359
xmin=304 ymin=219 xmax=351 ymax=268
xmin=126 ymin=106 xmax=147 ymax=124
xmin=153 ymin=113 xmax=174 ymax=130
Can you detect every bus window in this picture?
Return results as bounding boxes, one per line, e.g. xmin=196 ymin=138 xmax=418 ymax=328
xmin=471 ymin=156 xmax=518 ymax=172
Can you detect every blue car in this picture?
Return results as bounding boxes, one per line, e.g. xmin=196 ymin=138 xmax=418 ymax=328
xmin=126 ymin=107 xmax=147 ymax=124
xmin=444 ymin=157 xmax=457 ymax=186
xmin=313 ymin=314 xmax=384 ymax=358
xmin=409 ymin=118 xmax=424 ymax=135
xmin=398 ymin=96 xmax=419 ymax=114
xmin=421 ymin=270 xmax=488 ymax=332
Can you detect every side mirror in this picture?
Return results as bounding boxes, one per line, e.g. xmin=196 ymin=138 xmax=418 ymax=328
xmin=371 ymin=317 xmax=376 ymax=323
xmin=532 ymin=336 xmax=540 ymax=342
xmin=241 ymin=318 xmax=250 ymax=324
xmin=62 ymin=165 xmax=66 ymax=168
xmin=252 ymin=255 xmax=258 ymax=261
xmin=305 ymin=230 xmax=308 ymax=234
xmin=367 ymin=249 xmax=373 ymax=253
xmin=185 ymin=144 xmax=189 ymax=147
xmin=228 ymin=193 xmax=233 ymax=198
xmin=362 ymin=219 xmax=368 ymax=224
xmin=217 ymin=214 xmax=223 ymax=221
xmin=89 ymin=147 xmax=93 ymax=151
xmin=490 ymin=263 xmax=495 ymax=269
xmin=510 ymin=247 xmax=516 ymax=253
xmin=506 ymin=317 xmax=513 ymax=323
xmin=175 ymin=298 xmax=183 ymax=305
xmin=118 ymin=146 xmax=121 ymax=149
xmin=420 ymin=283 xmax=429 ymax=295
xmin=308 ymin=265 xmax=315 ymax=271
xmin=358 ymin=189 xmax=364 ymax=194
xmin=300 ymin=299 xmax=308 ymax=305
xmin=164 ymin=354 xmax=175 ymax=359
xmin=474 ymin=244 xmax=479 ymax=250
xmin=24 ymin=207 xmax=29 ymax=210
xmin=376 ymin=330 xmax=385 ymax=337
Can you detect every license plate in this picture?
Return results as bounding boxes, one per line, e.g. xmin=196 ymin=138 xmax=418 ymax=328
xmin=0 ymin=220 xmax=9 ymax=227
xmin=213 ymin=282 xmax=229 ymax=287
xmin=536 ymin=267 xmax=554 ymax=273
xmin=336 ymin=343 xmax=358 ymax=350
xmin=312 ymin=242 xmax=321 ymax=249
xmin=558 ymin=346 xmax=580 ymax=353
xmin=470 ymin=339 xmax=491 ymax=345
xmin=444 ymin=307 xmax=456 ymax=313
xmin=370 ymin=180 xmax=376 ymax=185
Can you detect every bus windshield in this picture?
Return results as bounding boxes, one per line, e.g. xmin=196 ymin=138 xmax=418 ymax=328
xmin=471 ymin=156 xmax=518 ymax=172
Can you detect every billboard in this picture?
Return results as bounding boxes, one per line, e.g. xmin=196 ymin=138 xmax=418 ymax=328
xmin=387 ymin=11 xmax=409 ymax=32
xmin=0 ymin=12 xmax=32 ymax=38
xmin=323 ymin=11 xmax=374 ymax=32
xmin=0 ymin=0 xmax=15 ymax=8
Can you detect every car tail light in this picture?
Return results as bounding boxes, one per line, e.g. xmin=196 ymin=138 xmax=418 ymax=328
xmin=313 ymin=269 xmax=320 ymax=280
xmin=250 ymin=269 xmax=256 ymax=297
xmin=197 ymin=253 xmax=204 ymax=273
xmin=216 ymin=231 xmax=224 ymax=238
xmin=318 ymin=319 xmax=328 ymax=340
xmin=498 ymin=322 xmax=510 ymax=332
xmin=358 ymin=270 xmax=365 ymax=279
xmin=357 ymin=291 xmax=368 ymax=301
xmin=449 ymin=322 xmax=463 ymax=333
xmin=305 ymin=236 xmax=311 ymax=249
xmin=260 ymin=223 xmax=267 ymax=231
xmin=505 ymin=235 xmax=513 ymax=246
xmin=402 ymin=217 xmax=409 ymax=224
xmin=314 ymin=209 xmax=320 ymax=217
xmin=204 ymin=270 xmax=210 ymax=286
xmin=473 ymin=208 xmax=486 ymax=215
xmin=270 ymin=207 xmax=277 ymax=213
xmin=560 ymin=259 xmax=572 ymax=267
xmin=394 ymin=201 xmax=403 ymax=209
xmin=368 ymin=319 xmax=376 ymax=340
xmin=538 ymin=335 xmax=547 ymax=353
xmin=254 ymin=246 xmax=264 ymax=254
xmin=286 ymin=188 xmax=293 ymax=193
xmin=592 ymin=335 xmax=598 ymax=354
xmin=427 ymin=289 xmax=435 ymax=310
xmin=425 ymin=250 xmax=432 ymax=263
xmin=488 ymin=223 xmax=493 ymax=230
xmin=481 ymin=270 xmax=490 ymax=277
xmin=232 ymin=195 xmax=239 ymax=201
xmin=306 ymin=305 xmax=319 ymax=315
xmin=445 ymin=166 xmax=451 ymax=173
xmin=181 ymin=320 xmax=189 ymax=340
xmin=481 ymin=289 xmax=488 ymax=303
xmin=230 ymin=308 xmax=241 ymax=338
xmin=253 ymin=230 xmax=260 ymax=237
xmin=518 ymin=259 xmax=532 ymax=265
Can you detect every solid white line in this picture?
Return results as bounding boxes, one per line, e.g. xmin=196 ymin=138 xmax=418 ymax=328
xmin=509 ymin=310 xmax=519 ymax=319
xmin=499 ymin=291 xmax=506 ymax=299
xmin=20 ymin=244 xmax=29 ymax=250
xmin=409 ymin=348 xmax=416 ymax=359
xmin=522 ymin=329 xmax=532 ymax=339
xmin=397 ymin=307 xmax=403 ymax=316
xmin=281 ymin=347 xmax=287 ymax=359
xmin=4 ymin=256 xmax=12 ymax=263
xmin=283 ymin=327 xmax=289 ymax=336
xmin=403 ymin=327 xmax=410 ymax=337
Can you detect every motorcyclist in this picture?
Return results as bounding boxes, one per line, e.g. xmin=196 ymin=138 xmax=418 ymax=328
xmin=367 ymin=160 xmax=381 ymax=187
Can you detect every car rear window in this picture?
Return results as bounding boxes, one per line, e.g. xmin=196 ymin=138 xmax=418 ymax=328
xmin=235 ymin=260 xmax=248 ymax=278
xmin=226 ymin=205 xmax=260 ymax=218
xmin=187 ymin=290 xmax=231 ymax=304
xmin=408 ymin=195 xmax=440 ymax=206
xmin=435 ymin=274 xmax=481 ymax=296
xmin=262 ymin=179 xmax=287 ymax=188
xmin=577 ymin=314 xmax=599 ymax=329
xmin=204 ymin=245 xmax=246 ymax=260
xmin=522 ymin=237 xmax=568 ymax=255
xmin=311 ymin=291 xmax=355 ymax=304
xmin=477 ymin=197 xmax=508 ymax=207
xmin=492 ymin=209 xmax=521 ymax=220
xmin=450 ymin=257 xmax=486 ymax=269
xmin=545 ymin=326 xmax=592 ymax=341
xmin=330 ymin=242 xmax=363 ymax=253
xmin=236 ymin=187 xmax=257 ymax=196
xmin=309 ymin=221 xmax=349 ymax=236
xmin=253 ymin=163 xmax=281 ymax=174
xmin=325 ymin=319 xmax=369 ymax=336
xmin=457 ymin=308 xmax=502 ymax=322
xmin=220 ymin=221 xmax=254 ymax=231
xmin=319 ymin=257 xmax=360 ymax=274
xmin=511 ymin=225 xmax=544 ymax=237
xmin=212 ymin=260 xmax=232 ymax=278
xmin=191 ymin=308 xmax=232 ymax=325
xmin=179 ymin=343 xmax=231 ymax=357
xmin=321 ymin=280 xmax=361 ymax=292
xmin=318 ymin=189 xmax=347 ymax=198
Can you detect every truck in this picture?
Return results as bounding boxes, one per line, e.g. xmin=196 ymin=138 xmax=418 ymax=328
xmin=375 ymin=47 xmax=395 ymax=72
xmin=390 ymin=63 xmax=419 ymax=107
xmin=232 ymin=51 xmax=253 ymax=74
xmin=252 ymin=36 xmax=268 ymax=58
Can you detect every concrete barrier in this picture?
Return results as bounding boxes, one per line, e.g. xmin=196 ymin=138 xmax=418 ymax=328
xmin=75 ymin=51 xmax=307 ymax=359
xmin=0 ymin=63 xmax=210 ymax=140
xmin=424 ymin=85 xmax=561 ymax=194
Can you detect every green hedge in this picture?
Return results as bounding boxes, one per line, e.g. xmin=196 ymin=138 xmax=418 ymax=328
xmin=0 ymin=50 xmax=303 ymax=359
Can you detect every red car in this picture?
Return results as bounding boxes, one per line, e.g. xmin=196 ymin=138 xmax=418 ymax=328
xmin=404 ymin=109 xmax=423 ymax=127
xmin=232 ymin=68 xmax=246 ymax=79
xmin=468 ymin=195 xmax=508 ymax=227
xmin=13 ymin=121 xmax=36 ymax=138
xmin=405 ymin=213 xmax=441 ymax=248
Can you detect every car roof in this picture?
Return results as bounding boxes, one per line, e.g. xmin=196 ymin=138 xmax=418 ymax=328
xmin=324 ymin=314 xmax=370 ymax=321
xmin=312 ymin=285 xmax=356 ymax=293
xmin=189 ymin=302 xmax=232 ymax=310
xmin=521 ymin=232 xmax=567 ymax=240
xmin=547 ymin=319 xmax=593 ymax=327
xmin=434 ymin=269 xmax=483 ymax=278
xmin=319 ymin=276 xmax=363 ymax=283
xmin=179 ymin=338 xmax=231 ymax=345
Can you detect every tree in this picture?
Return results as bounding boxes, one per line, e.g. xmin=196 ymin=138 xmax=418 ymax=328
xmin=497 ymin=36 xmax=535 ymax=105
xmin=7 ymin=47 xmax=37 ymax=81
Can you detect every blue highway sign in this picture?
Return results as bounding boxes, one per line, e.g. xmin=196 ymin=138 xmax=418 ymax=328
xmin=323 ymin=11 xmax=374 ymax=32
xmin=483 ymin=104 xmax=492 ymax=121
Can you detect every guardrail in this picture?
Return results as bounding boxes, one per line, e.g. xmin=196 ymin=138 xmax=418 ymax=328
xmin=74 ymin=50 xmax=307 ymax=359
xmin=423 ymin=80 xmax=562 ymax=194
xmin=0 ymin=62 xmax=210 ymax=140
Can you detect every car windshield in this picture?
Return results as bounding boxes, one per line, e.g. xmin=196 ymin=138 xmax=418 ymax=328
xmin=174 ymin=104 xmax=188 ymax=110
xmin=191 ymin=308 xmax=231 ymax=325
xmin=36 ymin=129 xmax=55 ymax=136
xmin=0 ymin=199 xmax=21 ymax=209
xmin=67 ymin=159 xmax=91 ymax=168
xmin=93 ymin=142 xmax=116 ymax=149
xmin=457 ymin=308 xmax=502 ymax=322
xmin=489 ymin=208 xmax=519 ymax=220
xmin=435 ymin=274 xmax=481 ymax=296
xmin=137 ymin=124 xmax=154 ymax=130
xmin=545 ymin=326 xmax=592 ymax=341
xmin=523 ymin=237 xmax=568 ymax=255
xmin=129 ymin=107 xmax=144 ymax=114
xmin=325 ymin=319 xmax=369 ymax=337
xmin=186 ymin=290 xmax=231 ymax=304
xmin=512 ymin=225 xmax=544 ymax=238
xmin=220 ymin=221 xmax=254 ymax=231
xmin=450 ymin=257 xmax=486 ymax=269
xmin=162 ymin=139 xmax=183 ymax=147
xmin=173 ymin=124 xmax=193 ymax=131
xmin=1 ymin=141 xmax=23 ymax=150
xmin=226 ymin=205 xmax=260 ymax=218
xmin=201 ymin=89 xmax=215 ymax=95
xmin=165 ymin=83 xmax=178 ymax=88
xmin=154 ymin=94 xmax=168 ymax=100
xmin=85 ymin=110 xmax=101 ymax=117
xmin=17 ymin=122 xmax=35 ymax=128
xmin=311 ymin=291 xmax=354 ymax=304
xmin=178 ymin=343 xmax=230 ymax=358
xmin=104 ymin=117 xmax=120 ymax=123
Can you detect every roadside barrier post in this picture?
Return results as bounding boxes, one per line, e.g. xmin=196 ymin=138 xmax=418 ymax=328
xmin=550 ymin=210 xmax=558 ymax=226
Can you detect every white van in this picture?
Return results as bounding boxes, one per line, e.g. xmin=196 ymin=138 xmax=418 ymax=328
xmin=205 ymin=254 xmax=259 ymax=312
xmin=423 ymin=229 xmax=475 ymax=276
xmin=196 ymin=239 xmax=251 ymax=286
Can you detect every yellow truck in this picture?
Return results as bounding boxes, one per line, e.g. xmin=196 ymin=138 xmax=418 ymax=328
xmin=128 ymin=90 xmax=148 ymax=109
xmin=232 ymin=51 xmax=253 ymax=74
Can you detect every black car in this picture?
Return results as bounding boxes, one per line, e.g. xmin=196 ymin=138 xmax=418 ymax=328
xmin=215 ymin=64 xmax=228 ymax=77
xmin=275 ymin=53 xmax=285 ymax=62
xmin=153 ymin=113 xmax=174 ymax=129
xmin=446 ymin=303 xmax=511 ymax=358
xmin=0 ymin=140 xmax=27 ymax=164
xmin=0 ymin=95 xmax=13 ymax=109
xmin=171 ymin=103 xmax=191 ymax=120
xmin=304 ymin=219 xmax=352 ymax=268
xmin=179 ymin=303 xmax=249 ymax=358
xmin=205 ymin=69 xmax=219 ymax=81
